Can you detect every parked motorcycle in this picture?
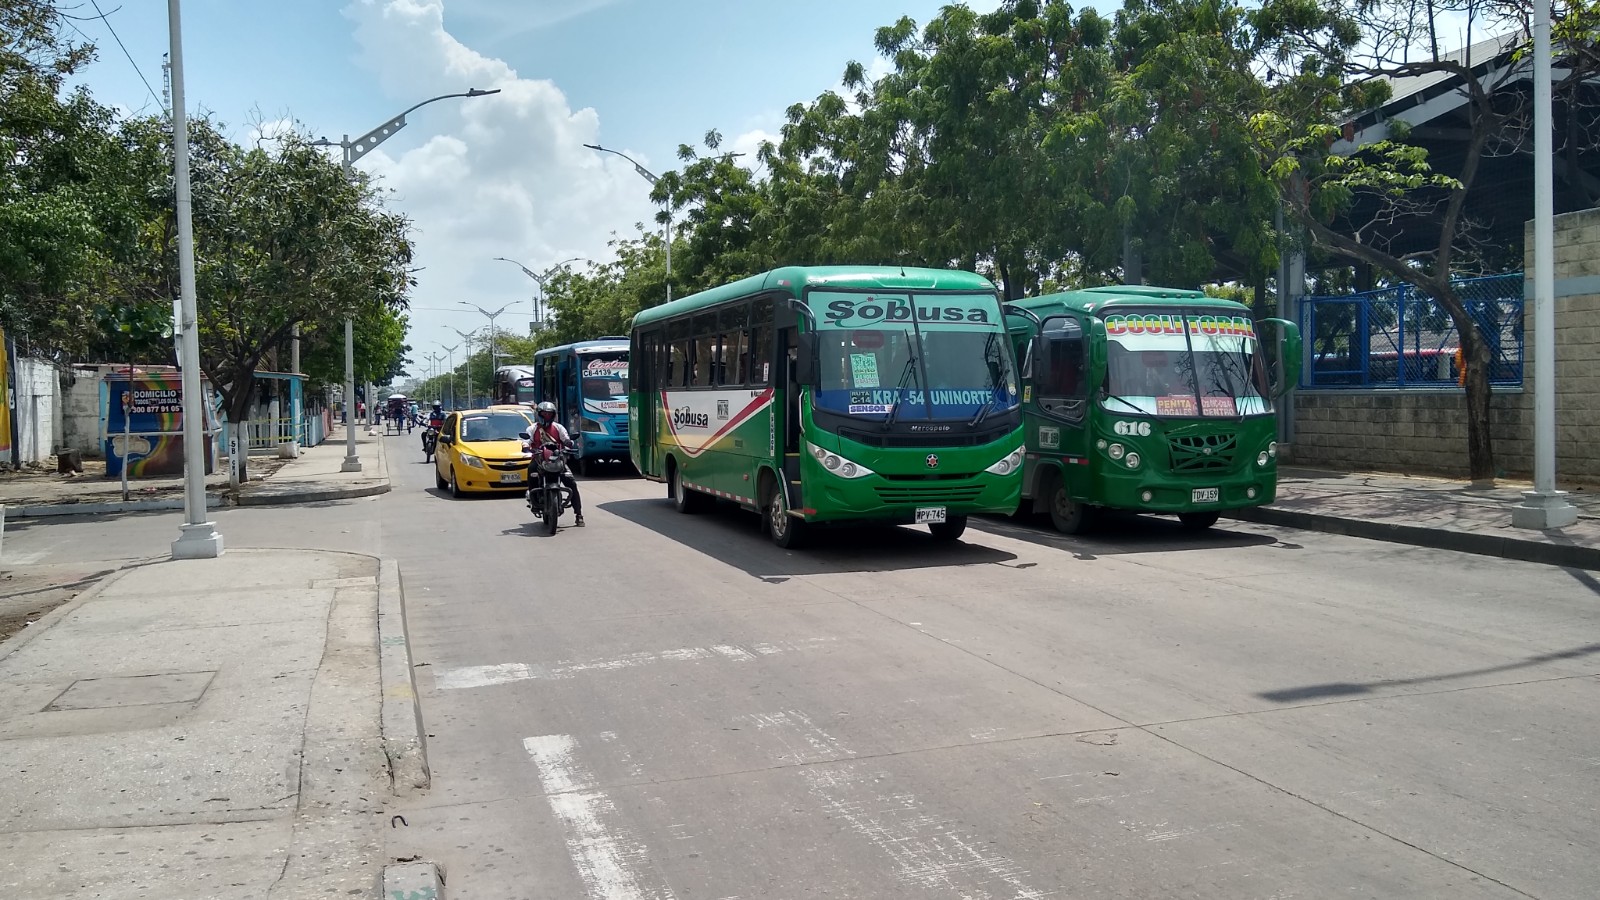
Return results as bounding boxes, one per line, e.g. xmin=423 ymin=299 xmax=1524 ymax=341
xmin=421 ymin=425 xmax=439 ymax=462
xmin=523 ymin=434 xmax=574 ymax=535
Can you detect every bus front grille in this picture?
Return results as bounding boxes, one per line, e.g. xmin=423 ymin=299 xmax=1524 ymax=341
xmin=875 ymin=484 xmax=986 ymax=504
xmin=1167 ymin=434 xmax=1237 ymax=472
xmin=612 ymin=420 xmax=629 ymax=436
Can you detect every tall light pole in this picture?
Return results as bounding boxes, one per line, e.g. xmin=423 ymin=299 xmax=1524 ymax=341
xmin=493 ymin=256 xmax=585 ymax=330
xmin=451 ymin=327 xmax=476 ymax=406
xmin=167 ymin=0 xmax=222 ymax=559
xmin=440 ymin=343 xmax=458 ymax=408
xmin=460 ymin=302 xmax=513 ymax=381
xmin=426 ymin=352 xmax=445 ymax=403
xmin=1513 ymin=0 xmax=1577 ymax=529
xmin=311 ymin=87 xmax=500 ymax=473
xmin=583 ymin=143 xmax=672 ymax=302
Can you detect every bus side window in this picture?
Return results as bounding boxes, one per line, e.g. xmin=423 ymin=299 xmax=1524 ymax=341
xmin=668 ymin=320 xmax=690 ymax=389
xmin=749 ymin=299 xmax=774 ymax=385
xmin=691 ymin=313 xmax=716 ymax=387
xmin=719 ymin=304 xmax=748 ymax=386
xmin=1036 ymin=316 xmax=1087 ymax=423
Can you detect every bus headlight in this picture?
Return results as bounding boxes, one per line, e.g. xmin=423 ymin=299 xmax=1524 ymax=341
xmin=984 ymin=446 xmax=1025 ymax=476
xmin=580 ymin=417 xmax=604 ymax=433
xmin=807 ymin=442 xmax=875 ymax=479
xmin=1108 ymin=442 xmax=1125 ymax=460
xmin=1257 ymin=450 xmax=1270 ymax=467
xmin=1124 ymin=452 xmax=1140 ymax=469
xmin=1268 ymin=441 xmax=1278 ymax=459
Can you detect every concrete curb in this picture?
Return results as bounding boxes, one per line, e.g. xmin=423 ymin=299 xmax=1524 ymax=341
xmin=1228 ymin=506 xmax=1600 ymax=571
xmin=235 ymin=482 xmax=392 ymax=506
xmin=382 ymin=860 xmax=445 ymax=899
xmin=0 ymin=560 xmax=155 ymax=664
xmin=378 ymin=558 xmax=430 ymax=794
xmin=7 ymin=495 xmax=227 ymax=518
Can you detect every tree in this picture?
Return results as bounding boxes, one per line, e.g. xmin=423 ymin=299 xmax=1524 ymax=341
xmin=1251 ymin=0 xmax=1600 ymax=481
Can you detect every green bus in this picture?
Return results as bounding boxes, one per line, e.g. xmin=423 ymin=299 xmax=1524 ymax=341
xmin=1003 ymin=285 xmax=1302 ymax=533
xmin=630 ymin=266 xmax=1026 ymax=547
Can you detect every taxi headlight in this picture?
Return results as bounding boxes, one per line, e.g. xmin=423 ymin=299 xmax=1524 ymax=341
xmin=984 ymin=446 xmax=1025 ymax=476
xmin=807 ymin=442 xmax=874 ymax=479
xmin=461 ymin=454 xmax=485 ymax=469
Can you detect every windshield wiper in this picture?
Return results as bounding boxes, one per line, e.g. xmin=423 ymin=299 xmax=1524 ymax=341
xmin=1101 ymin=391 xmax=1149 ymax=414
xmin=971 ymin=332 xmax=1006 ymax=427
xmin=883 ymin=352 xmax=920 ymax=431
xmin=969 ymin=401 xmax=994 ymax=427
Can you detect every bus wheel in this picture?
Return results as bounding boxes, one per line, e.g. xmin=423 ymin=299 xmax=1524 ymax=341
xmin=928 ymin=515 xmax=968 ymax=542
xmin=765 ymin=481 xmax=807 ymax=549
xmin=1048 ymin=479 xmax=1094 ymax=535
xmin=1178 ymin=512 xmax=1219 ymax=531
xmin=670 ymin=464 xmax=709 ymax=514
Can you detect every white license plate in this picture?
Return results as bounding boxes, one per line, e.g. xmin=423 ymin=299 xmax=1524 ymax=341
xmin=914 ymin=506 xmax=947 ymax=524
xmin=499 ymin=473 xmax=523 ymax=484
xmin=1191 ymin=488 xmax=1220 ymax=503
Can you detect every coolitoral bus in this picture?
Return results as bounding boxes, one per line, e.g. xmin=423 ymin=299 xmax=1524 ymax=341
xmin=528 ymin=339 xmax=631 ymax=475
xmin=1003 ymin=285 xmax=1302 ymax=534
xmin=629 ymin=266 xmax=1025 ymax=548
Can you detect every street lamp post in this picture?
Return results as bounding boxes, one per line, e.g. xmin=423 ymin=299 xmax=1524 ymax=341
xmin=311 ymin=87 xmax=500 ymax=473
xmin=167 ymin=0 xmax=223 ymax=559
xmin=493 ymin=256 xmax=585 ymax=330
xmin=460 ymin=303 xmax=513 ymax=389
xmin=440 ymin=343 xmax=458 ymax=408
xmin=451 ymin=327 xmax=476 ymax=406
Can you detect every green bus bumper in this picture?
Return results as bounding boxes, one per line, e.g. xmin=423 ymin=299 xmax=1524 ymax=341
xmin=1094 ymin=466 xmax=1278 ymax=513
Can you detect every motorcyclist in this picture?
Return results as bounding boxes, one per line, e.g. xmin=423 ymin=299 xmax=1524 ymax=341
xmin=525 ymin=401 xmax=584 ymax=527
xmin=427 ymin=402 xmax=445 ymax=430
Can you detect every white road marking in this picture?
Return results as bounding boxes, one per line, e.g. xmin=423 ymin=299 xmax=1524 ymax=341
xmin=523 ymin=734 xmax=675 ymax=900
xmin=435 ymin=638 xmax=835 ymax=690
xmin=746 ymin=708 xmax=1053 ymax=899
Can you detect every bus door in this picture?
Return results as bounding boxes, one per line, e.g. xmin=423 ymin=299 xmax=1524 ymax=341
xmin=635 ymin=330 xmax=661 ymax=477
xmin=1031 ymin=314 xmax=1093 ymax=498
xmin=558 ymin=356 xmax=579 ymax=434
xmin=776 ymin=305 xmax=803 ymax=510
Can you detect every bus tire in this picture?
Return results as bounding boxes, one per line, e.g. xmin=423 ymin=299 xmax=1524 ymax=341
xmin=670 ymin=462 xmax=709 ymax=514
xmin=1046 ymin=474 xmax=1094 ymax=535
xmin=927 ymin=515 xmax=968 ymax=542
xmin=765 ymin=479 xmax=807 ymax=549
xmin=1178 ymin=512 xmax=1219 ymax=531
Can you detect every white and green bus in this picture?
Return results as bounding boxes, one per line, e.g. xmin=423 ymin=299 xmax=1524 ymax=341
xmin=629 ymin=266 xmax=1025 ymax=547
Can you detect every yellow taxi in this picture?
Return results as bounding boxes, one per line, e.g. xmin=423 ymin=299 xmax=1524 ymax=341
xmin=433 ymin=406 xmax=537 ymax=497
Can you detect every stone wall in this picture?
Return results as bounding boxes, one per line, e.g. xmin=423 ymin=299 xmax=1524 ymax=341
xmin=1287 ymin=206 xmax=1599 ymax=482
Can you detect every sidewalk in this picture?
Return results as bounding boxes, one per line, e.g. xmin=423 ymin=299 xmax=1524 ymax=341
xmin=0 ymin=425 xmax=390 ymax=516
xmin=0 ymin=549 xmax=423 ymax=898
xmin=1229 ymin=467 xmax=1600 ymax=570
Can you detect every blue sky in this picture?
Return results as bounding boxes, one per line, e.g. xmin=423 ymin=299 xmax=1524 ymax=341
xmin=65 ymin=0 xmax=1016 ymax=377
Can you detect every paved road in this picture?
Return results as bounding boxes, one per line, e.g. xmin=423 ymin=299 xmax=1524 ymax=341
xmin=377 ymin=435 xmax=1600 ymax=900
xmin=10 ymin=433 xmax=1599 ymax=899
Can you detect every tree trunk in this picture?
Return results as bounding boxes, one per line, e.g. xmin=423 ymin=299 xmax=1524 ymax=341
xmin=1437 ymin=289 xmax=1495 ymax=484
xmin=223 ymin=373 xmax=257 ymax=483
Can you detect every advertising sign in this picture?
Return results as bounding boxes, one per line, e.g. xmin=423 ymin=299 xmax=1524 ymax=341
xmin=104 ymin=372 xmax=215 ymax=478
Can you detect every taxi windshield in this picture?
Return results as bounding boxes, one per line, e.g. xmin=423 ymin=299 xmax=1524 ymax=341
xmin=459 ymin=412 xmax=532 ymax=442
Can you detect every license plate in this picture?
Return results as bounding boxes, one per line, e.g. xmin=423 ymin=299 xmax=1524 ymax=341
xmin=914 ymin=506 xmax=947 ymax=524
xmin=1191 ymin=488 xmax=1219 ymax=503
xmin=499 ymin=473 xmax=523 ymax=484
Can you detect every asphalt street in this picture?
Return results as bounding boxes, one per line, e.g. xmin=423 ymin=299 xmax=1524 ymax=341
xmin=9 ymin=431 xmax=1599 ymax=899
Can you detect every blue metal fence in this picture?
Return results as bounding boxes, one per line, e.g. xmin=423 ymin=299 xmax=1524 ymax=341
xmin=1298 ymin=273 xmax=1524 ymax=389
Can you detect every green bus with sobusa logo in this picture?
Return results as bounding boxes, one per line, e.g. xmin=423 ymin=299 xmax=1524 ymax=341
xmin=1002 ymin=286 xmax=1302 ymax=533
xmin=629 ymin=266 xmax=1025 ymax=548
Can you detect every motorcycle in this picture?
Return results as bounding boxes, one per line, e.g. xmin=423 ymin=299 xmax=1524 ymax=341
xmin=421 ymin=425 xmax=439 ymax=462
xmin=524 ymin=435 xmax=574 ymax=535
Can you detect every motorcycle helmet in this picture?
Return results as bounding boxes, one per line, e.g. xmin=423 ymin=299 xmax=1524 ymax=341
xmin=536 ymin=401 xmax=557 ymax=426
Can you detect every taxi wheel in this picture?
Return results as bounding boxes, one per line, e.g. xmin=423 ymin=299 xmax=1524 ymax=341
xmin=435 ymin=467 xmax=447 ymax=490
xmin=449 ymin=467 xmax=463 ymax=498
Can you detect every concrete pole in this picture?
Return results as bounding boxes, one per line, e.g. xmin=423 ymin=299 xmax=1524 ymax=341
xmin=167 ymin=0 xmax=222 ymax=559
xmin=341 ymin=316 xmax=362 ymax=472
xmin=1512 ymin=0 xmax=1577 ymax=530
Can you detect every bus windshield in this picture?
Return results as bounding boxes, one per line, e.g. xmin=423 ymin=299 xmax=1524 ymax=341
xmin=812 ymin=291 xmax=1018 ymax=420
xmin=579 ymin=352 xmax=629 ymax=410
xmin=1099 ymin=309 xmax=1272 ymax=417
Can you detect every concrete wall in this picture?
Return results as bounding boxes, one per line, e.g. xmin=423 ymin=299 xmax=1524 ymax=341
xmin=10 ymin=358 xmax=60 ymax=465
xmin=61 ymin=365 xmax=110 ymax=457
xmin=1287 ymin=207 xmax=1600 ymax=482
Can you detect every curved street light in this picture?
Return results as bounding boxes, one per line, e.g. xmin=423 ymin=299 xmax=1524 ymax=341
xmin=310 ymin=86 xmax=502 ymax=473
xmin=460 ymin=302 xmax=514 ymax=377
xmin=493 ymin=256 xmax=587 ymax=329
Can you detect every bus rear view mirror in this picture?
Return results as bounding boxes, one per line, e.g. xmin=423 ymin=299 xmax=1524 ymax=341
xmin=1256 ymin=318 xmax=1303 ymax=398
xmin=1085 ymin=317 xmax=1108 ymax=395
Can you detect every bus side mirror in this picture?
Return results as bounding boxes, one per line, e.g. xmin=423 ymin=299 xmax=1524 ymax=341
xmin=1086 ymin=318 xmax=1108 ymax=396
xmin=1259 ymin=318 xmax=1303 ymax=398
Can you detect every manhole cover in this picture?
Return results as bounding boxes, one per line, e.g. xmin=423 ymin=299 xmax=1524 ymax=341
xmin=46 ymin=671 xmax=215 ymax=711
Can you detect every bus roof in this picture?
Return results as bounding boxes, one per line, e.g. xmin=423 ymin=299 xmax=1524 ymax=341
xmin=1005 ymin=285 xmax=1249 ymax=322
xmin=631 ymin=266 xmax=998 ymax=330
xmin=533 ymin=339 xmax=629 ymax=359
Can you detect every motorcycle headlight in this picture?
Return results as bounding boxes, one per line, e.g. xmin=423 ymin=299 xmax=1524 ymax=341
xmin=984 ymin=445 xmax=1025 ymax=475
xmin=807 ymin=442 xmax=875 ymax=479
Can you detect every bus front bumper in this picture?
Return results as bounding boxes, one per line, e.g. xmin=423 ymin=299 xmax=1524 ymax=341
xmin=578 ymin=434 xmax=629 ymax=457
xmin=1097 ymin=469 xmax=1277 ymax=512
xmin=805 ymin=473 xmax=1021 ymax=523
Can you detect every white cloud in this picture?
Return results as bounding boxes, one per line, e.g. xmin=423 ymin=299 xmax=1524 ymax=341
xmin=340 ymin=0 xmax=661 ymax=372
